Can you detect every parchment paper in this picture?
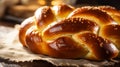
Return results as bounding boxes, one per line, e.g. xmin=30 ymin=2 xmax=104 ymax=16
xmin=0 ymin=25 xmax=120 ymax=67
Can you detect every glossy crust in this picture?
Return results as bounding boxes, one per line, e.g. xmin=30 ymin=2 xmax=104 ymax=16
xmin=68 ymin=7 xmax=116 ymax=26
xmin=79 ymin=6 xmax=120 ymax=24
xmin=19 ymin=4 xmax=120 ymax=60
xmin=52 ymin=3 xmax=74 ymax=19
xmin=34 ymin=6 xmax=55 ymax=31
xmin=74 ymin=31 xmax=118 ymax=60
xmin=19 ymin=17 xmax=35 ymax=47
xmin=43 ymin=18 xmax=99 ymax=40
xmin=100 ymin=24 xmax=120 ymax=56
xmin=96 ymin=6 xmax=120 ymax=24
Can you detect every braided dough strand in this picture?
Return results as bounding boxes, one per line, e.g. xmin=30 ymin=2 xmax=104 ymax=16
xmin=19 ymin=4 xmax=120 ymax=60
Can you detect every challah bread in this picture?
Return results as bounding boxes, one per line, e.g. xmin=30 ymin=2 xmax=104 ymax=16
xmin=19 ymin=4 xmax=120 ymax=60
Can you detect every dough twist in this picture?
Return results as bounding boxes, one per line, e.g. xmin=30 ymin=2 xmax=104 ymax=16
xmin=19 ymin=4 xmax=120 ymax=60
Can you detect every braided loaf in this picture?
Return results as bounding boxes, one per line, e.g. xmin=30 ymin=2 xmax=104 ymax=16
xmin=19 ymin=4 xmax=120 ymax=60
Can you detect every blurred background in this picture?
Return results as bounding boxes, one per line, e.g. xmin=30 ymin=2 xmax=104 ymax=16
xmin=0 ymin=0 xmax=120 ymax=23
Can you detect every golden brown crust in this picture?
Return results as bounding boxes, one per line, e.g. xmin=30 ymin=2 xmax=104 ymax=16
xmin=19 ymin=4 xmax=120 ymax=60
xmin=81 ymin=6 xmax=120 ymax=24
xmin=52 ymin=3 xmax=74 ymax=19
xmin=19 ymin=17 xmax=35 ymax=47
xmin=74 ymin=32 xmax=118 ymax=60
xmin=43 ymin=18 xmax=99 ymax=40
xmin=100 ymin=24 xmax=120 ymax=57
xmin=35 ymin=6 xmax=55 ymax=31
xmin=97 ymin=6 xmax=120 ymax=24
xmin=68 ymin=7 xmax=116 ymax=26
xmin=100 ymin=24 xmax=120 ymax=38
xmin=26 ymin=29 xmax=43 ymax=53
xmin=47 ymin=36 xmax=88 ymax=58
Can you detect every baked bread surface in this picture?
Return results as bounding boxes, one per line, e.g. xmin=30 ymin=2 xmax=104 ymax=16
xmin=19 ymin=4 xmax=120 ymax=60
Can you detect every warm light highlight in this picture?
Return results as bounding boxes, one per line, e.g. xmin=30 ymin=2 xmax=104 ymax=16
xmin=51 ymin=0 xmax=64 ymax=5
xmin=38 ymin=0 xmax=46 ymax=5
